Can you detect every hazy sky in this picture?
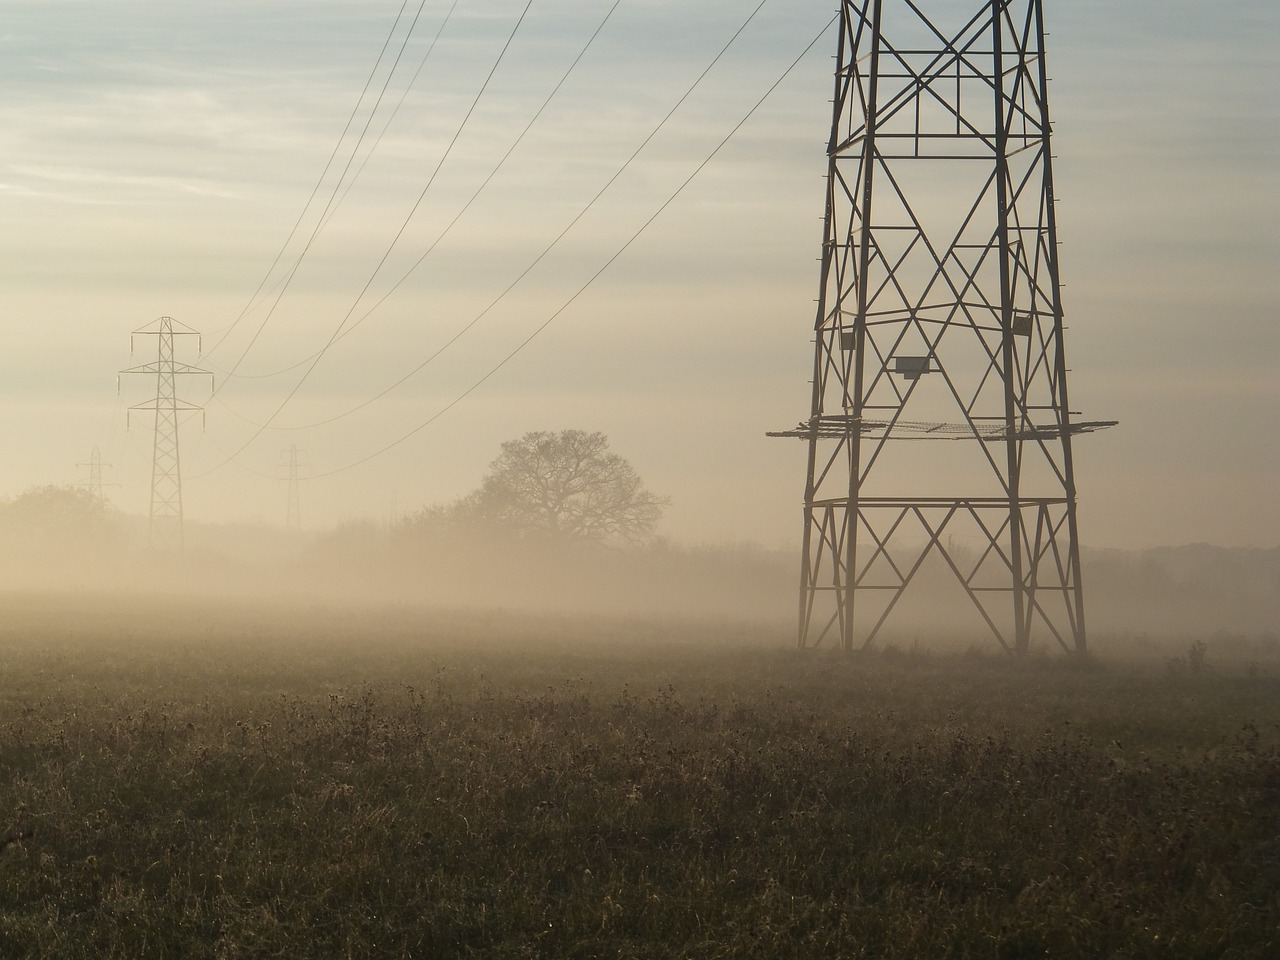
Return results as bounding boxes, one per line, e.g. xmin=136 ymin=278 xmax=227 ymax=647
xmin=2 ymin=0 xmax=1277 ymax=549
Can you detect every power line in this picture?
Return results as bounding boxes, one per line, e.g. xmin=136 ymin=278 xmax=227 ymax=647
xmin=210 ymin=0 xmax=435 ymax=389
xmin=205 ymin=0 xmax=414 ymax=360
xmin=308 ymin=14 xmax=835 ymax=480
xmin=214 ymin=0 xmax=624 ymax=387
xmin=316 ymin=0 xmax=466 ymax=238
xmin=221 ymin=0 xmax=773 ymax=436
xmin=186 ymin=427 xmax=281 ymax=481
xmin=204 ymin=0 xmax=431 ymax=373
xmin=191 ymin=0 xmax=536 ymax=479
xmin=207 ymin=0 xmax=468 ymax=391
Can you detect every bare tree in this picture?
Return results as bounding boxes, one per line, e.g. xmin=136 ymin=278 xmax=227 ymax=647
xmin=474 ymin=430 xmax=667 ymax=546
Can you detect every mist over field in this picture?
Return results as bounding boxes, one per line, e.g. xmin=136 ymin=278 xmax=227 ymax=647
xmin=1 ymin=485 xmax=1276 ymax=660
xmin=2 ymin=508 xmax=1278 ymax=957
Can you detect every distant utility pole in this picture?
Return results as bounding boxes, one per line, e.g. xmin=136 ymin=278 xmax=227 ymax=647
xmin=75 ymin=446 xmax=114 ymax=506
xmin=119 ymin=317 xmax=213 ymax=551
xmin=278 ymin=445 xmax=311 ymax=532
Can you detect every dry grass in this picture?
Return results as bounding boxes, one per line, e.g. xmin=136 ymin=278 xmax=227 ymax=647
xmin=0 ymin=597 xmax=1276 ymax=958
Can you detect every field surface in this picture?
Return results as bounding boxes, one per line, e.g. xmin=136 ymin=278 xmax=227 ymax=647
xmin=1 ymin=596 xmax=1277 ymax=958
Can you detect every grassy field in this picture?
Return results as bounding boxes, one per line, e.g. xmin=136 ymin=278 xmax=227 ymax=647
xmin=0 ymin=595 xmax=1277 ymax=958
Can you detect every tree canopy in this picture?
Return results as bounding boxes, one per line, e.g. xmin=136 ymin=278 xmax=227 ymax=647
xmin=472 ymin=430 xmax=666 ymax=546
xmin=0 ymin=485 xmax=112 ymax=540
xmin=0 ymin=485 xmax=121 ymax=563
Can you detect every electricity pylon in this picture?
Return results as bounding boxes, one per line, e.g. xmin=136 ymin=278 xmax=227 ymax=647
xmin=278 ymin=446 xmax=311 ymax=532
xmin=770 ymin=1 xmax=1113 ymax=653
xmin=75 ymin=447 xmax=114 ymax=506
xmin=119 ymin=317 xmax=213 ymax=551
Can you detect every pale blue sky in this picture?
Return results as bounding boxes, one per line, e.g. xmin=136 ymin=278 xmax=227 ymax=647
xmin=2 ymin=0 xmax=1277 ymax=548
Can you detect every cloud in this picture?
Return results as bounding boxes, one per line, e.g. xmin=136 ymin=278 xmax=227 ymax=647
xmin=8 ymin=163 xmax=239 ymax=200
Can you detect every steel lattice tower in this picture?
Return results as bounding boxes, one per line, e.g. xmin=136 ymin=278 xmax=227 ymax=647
xmin=771 ymin=0 xmax=1112 ymax=653
xmin=279 ymin=445 xmax=310 ymax=532
xmin=76 ymin=447 xmax=112 ymax=506
xmin=119 ymin=317 xmax=213 ymax=551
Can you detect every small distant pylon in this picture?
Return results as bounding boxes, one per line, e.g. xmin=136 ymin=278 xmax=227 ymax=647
xmin=278 ymin=446 xmax=312 ymax=532
xmin=119 ymin=317 xmax=213 ymax=551
xmin=75 ymin=446 xmax=116 ymax=506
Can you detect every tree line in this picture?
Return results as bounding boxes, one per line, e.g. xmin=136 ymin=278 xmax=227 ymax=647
xmin=0 ymin=430 xmax=666 ymax=553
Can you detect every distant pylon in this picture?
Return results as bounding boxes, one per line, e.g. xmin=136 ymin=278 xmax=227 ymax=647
xmin=278 ymin=445 xmax=311 ymax=532
xmin=75 ymin=446 xmax=115 ymax=506
xmin=119 ymin=317 xmax=213 ymax=551
xmin=770 ymin=1 xmax=1114 ymax=653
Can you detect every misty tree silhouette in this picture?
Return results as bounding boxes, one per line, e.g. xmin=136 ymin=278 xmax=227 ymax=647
xmin=0 ymin=485 xmax=112 ymax=541
xmin=472 ymin=430 xmax=667 ymax=546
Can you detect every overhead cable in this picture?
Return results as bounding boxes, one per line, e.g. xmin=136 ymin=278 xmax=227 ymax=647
xmin=257 ymin=0 xmax=771 ymax=433
xmin=209 ymin=0 xmax=437 ymax=390
xmin=204 ymin=0 xmax=418 ymax=363
xmin=205 ymin=0 xmax=439 ymax=398
xmin=190 ymin=0 xmax=536 ymax=479
xmin=307 ymin=15 xmax=837 ymax=480
xmin=222 ymin=0 xmax=625 ymax=387
xmin=318 ymin=0 xmax=467 ymax=237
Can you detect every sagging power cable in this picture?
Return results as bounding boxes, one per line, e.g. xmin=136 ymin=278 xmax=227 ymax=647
xmin=191 ymin=0 xmax=536 ymax=479
xmin=306 ymin=14 xmax=836 ymax=480
xmin=204 ymin=0 xmax=421 ymax=363
xmin=221 ymin=0 xmax=625 ymax=386
xmin=209 ymin=0 xmax=439 ymax=392
xmin=244 ymin=0 xmax=771 ymax=434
